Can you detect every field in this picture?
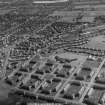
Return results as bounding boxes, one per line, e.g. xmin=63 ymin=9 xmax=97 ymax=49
xmin=84 ymin=35 xmax=105 ymax=50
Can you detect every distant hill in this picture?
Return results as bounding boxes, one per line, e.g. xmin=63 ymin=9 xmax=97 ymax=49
xmin=33 ymin=0 xmax=69 ymax=3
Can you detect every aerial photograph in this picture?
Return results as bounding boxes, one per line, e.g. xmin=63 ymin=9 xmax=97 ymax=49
xmin=1 ymin=0 xmax=105 ymax=105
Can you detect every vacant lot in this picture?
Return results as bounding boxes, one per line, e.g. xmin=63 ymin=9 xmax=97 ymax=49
xmin=85 ymin=35 xmax=105 ymax=50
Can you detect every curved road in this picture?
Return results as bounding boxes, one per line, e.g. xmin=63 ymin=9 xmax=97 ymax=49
xmin=33 ymin=0 xmax=69 ymax=4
